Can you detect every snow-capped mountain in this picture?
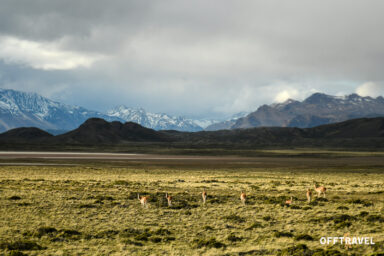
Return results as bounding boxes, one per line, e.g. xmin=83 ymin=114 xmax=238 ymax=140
xmin=232 ymin=93 xmax=384 ymax=129
xmin=206 ymin=93 xmax=384 ymax=130
xmin=0 ymin=89 xmax=205 ymax=133
xmin=0 ymin=89 xmax=123 ymax=133
xmin=192 ymin=118 xmax=220 ymax=129
xmin=107 ymin=105 xmax=203 ymax=131
xmin=204 ymin=111 xmax=249 ymax=131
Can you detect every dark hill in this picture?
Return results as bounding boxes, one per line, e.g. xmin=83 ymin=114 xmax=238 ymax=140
xmin=167 ymin=117 xmax=384 ymax=148
xmin=304 ymin=117 xmax=384 ymax=138
xmin=173 ymin=127 xmax=305 ymax=145
xmin=0 ymin=127 xmax=52 ymax=143
xmin=52 ymin=118 xmax=172 ymax=144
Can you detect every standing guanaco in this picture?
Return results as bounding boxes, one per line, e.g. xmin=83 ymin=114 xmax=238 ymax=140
xmin=137 ymin=193 xmax=148 ymax=208
xmin=306 ymin=188 xmax=312 ymax=203
xmin=344 ymin=233 xmax=352 ymax=250
xmin=202 ymin=190 xmax=207 ymax=204
xmin=240 ymin=191 xmax=246 ymax=205
xmin=314 ymin=184 xmax=326 ymax=198
xmin=165 ymin=193 xmax=172 ymax=207
xmin=285 ymin=196 xmax=293 ymax=205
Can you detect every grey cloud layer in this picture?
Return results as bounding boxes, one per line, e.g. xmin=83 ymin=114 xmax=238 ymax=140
xmin=0 ymin=1 xmax=383 ymax=117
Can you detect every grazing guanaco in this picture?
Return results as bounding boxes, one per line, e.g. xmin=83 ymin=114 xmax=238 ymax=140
xmin=306 ymin=188 xmax=312 ymax=203
xmin=137 ymin=193 xmax=148 ymax=208
xmin=285 ymin=196 xmax=293 ymax=205
xmin=314 ymin=184 xmax=326 ymax=198
xmin=165 ymin=193 xmax=172 ymax=207
xmin=344 ymin=232 xmax=352 ymax=250
xmin=240 ymin=191 xmax=246 ymax=205
xmin=202 ymin=190 xmax=207 ymax=204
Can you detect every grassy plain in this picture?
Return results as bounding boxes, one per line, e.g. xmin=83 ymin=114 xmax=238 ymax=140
xmin=0 ymin=152 xmax=383 ymax=255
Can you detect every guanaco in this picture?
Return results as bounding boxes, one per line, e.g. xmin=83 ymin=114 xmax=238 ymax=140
xmin=306 ymin=188 xmax=312 ymax=203
xmin=314 ymin=184 xmax=326 ymax=198
xmin=202 ymin=190 xmax=207 ymax=204
xmin=344 ymin=232 xmax=352 ymax=250
xmin=165 ymin=193 xmax=172 ymax=206
xmin=285 ymin=196 xmax=293 ymax=205
xmin=240 ymin=191 xmax=246 ymax=205
xmin=137 ymin=193 xmax=148 ymax=208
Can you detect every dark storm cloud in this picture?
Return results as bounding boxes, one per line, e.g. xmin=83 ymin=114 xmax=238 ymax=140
xmin=0 ymin=1 xmax=384 ymax=117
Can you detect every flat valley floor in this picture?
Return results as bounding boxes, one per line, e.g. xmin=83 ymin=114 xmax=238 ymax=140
xmin=0 ymin=151 xmax=383 ymax=255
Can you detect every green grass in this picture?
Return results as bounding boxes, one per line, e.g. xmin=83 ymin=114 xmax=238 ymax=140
xmin=0 ymin=161 xmax=383 ymax=255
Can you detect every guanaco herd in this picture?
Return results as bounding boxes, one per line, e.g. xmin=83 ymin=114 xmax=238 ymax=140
xmin=137 ymin=183 xmax=327 ymax=207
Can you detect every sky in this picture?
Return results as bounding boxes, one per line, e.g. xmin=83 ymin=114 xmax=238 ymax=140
xmin=0 ymin=1 xmax=384 ymax=119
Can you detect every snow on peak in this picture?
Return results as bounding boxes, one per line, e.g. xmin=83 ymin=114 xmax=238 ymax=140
xmin=107 ymin=105 xmax=203 ymax=131
xmin=0 ymin=89 xmax=122 ymax=132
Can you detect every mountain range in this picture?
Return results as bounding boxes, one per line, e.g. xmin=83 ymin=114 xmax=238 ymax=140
xmin=0 ymin=89 xmax=204 ymax=133
xmin=206 ymin=93 xmax=384 ymax=130
xmin=2 ymin=88 xmax=384 ymax=134
xmin=0 ymin=88 xmax=121 ymax=134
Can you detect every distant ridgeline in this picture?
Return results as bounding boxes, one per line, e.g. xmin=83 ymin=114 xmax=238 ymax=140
xmin=0 ymin=117 xmax=383 ymax=150
xmin=2 ymin=88 xmax=384 ymax=135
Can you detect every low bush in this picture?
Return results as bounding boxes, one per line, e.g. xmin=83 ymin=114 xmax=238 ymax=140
xmin=315 ymin=197 xmax=328 ymax=202
xmin=274 ymin=231 xmax=293 ymax=238
xmin=262 ymin=216 xmax=272 ymax=221
xmin=134 ymin=233 xmax=150 ymax=241
xmin=153 ymin=228 xmax=172 ymax=236
xmin=203 ymin=226 xmax=214 ymax=231
xmin=17 ymin=202 xmax=31 ymax=206
xmin=8 ymin=196 xmax=22 ymax=200
xmin=193 ymin=238 xmax=226 ymax=249
xmin=169 ymin=200 xmax=199 ymax=210
xmin=113 ymin=180 xmax=130 ymax=186
xmin=309 ymin=201 xmax=319 ymax=206
xmin=294 ymin=234 xmax=314 ymax=241
xmin=163 ymin=236 xmax=176 ymax=242
xmin=149 ymin=237 xmax=162 ymax=243
xmin=227 ymin=234 xmax=242 ymax=242
xmin=277 ymin=244 xmax=310 ymax=256
xmin=120 ymin=228 xmax=145 ymax=238
xmin=95 ymin=195 xmax=115 ymax=201
xmin=347 ymin=199 xmax=373 ymax=207
xmin=201 ymin=179 xmax=219 ymax=183
xmin=366 ymin=215 xmax=384 ymax=223
xmin=0 ymin=241 xmax=44 ymax=251
xmin=325 ymin=214 xmax=356 ymax=224
xmin=7 ymin=251 xmax=28 ymax=256
xmin=34 ymin=227 xmax=58 ymax=237
xmin=122 ymin=239 xmax=143 ymax=246
xmin=93 ymin=230 xmax=119 ymax=238
xmin=224 ymin=214 xmax=246 ymax=223
xmin=78 ymin=204 xmax=97 ymax=209
xmin=245 ymin=222 xmax=263 ymax=230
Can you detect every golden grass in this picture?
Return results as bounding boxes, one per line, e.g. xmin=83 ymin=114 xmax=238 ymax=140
xmin=0 ymin=165 xmax=383 ymax=255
